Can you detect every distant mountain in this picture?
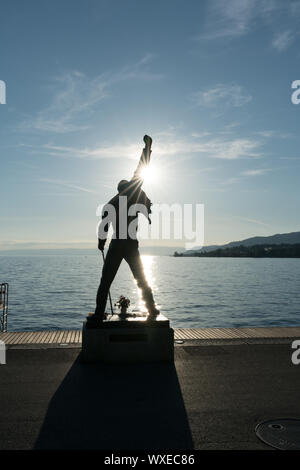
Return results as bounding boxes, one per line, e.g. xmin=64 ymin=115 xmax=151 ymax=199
xmin=175 ymin=243 xmax=300 ymax=258
xmin=182 ymin=231 xmax=300 ymax=255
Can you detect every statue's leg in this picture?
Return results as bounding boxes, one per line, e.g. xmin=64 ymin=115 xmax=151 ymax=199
xmin=124 ymin=241 xmax=158 ymax=314
xmin=95 ymin=241 xmax=123 ymax=316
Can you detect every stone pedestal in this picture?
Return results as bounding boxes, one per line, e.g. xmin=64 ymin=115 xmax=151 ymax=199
xmin=82 ymin=314 xmax=174 ymax=363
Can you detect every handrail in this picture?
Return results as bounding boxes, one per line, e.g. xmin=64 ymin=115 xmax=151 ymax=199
xmin=0 ymin=283 xmax=8 ymax=332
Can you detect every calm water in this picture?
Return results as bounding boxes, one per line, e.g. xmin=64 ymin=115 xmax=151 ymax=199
xmin=0 ymin=254 xmax=300 ymax=331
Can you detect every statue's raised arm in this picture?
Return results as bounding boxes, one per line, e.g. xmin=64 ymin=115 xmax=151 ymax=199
xmin=132 ymin=135 xmax=152 ymax=182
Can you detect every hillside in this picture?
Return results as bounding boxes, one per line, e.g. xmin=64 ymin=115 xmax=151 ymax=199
xmin=181 ymin=231 xmax=300 ymax=256
xmin=174 ymin=243 xmax=300 ymax=258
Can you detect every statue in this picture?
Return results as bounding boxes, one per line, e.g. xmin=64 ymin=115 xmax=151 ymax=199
xmin=87 ymin=135 xmax=159 ymax=325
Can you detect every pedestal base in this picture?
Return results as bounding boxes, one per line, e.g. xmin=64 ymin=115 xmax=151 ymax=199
xmin=82 ymin=314 xmax=174 ymax=363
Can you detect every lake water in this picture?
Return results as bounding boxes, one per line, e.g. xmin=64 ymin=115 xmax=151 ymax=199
xmin=0 ymin=254 xmax=300 ymax=331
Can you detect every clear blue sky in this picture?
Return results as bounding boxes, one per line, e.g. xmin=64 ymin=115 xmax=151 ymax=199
xmin=1 ymin=0 xmax=300 ymax=250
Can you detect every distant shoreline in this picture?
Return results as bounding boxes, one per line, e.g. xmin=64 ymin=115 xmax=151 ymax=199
xmin=0 ymin=246 xmax=181 ymax=257
xmin=174 ymin=243 xmax=300 ymax=258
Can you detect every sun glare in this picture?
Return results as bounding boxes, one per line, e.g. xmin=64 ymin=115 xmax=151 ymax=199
xmin=140 ymin=164 xmax=160 ymax=184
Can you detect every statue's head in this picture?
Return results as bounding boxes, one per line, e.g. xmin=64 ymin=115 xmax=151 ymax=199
xmin=117 ymin=179 xmax=129 ymax=193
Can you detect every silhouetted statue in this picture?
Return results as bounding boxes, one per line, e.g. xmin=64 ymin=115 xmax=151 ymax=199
xmin=88 ymin=135 xmax=159 ymax=324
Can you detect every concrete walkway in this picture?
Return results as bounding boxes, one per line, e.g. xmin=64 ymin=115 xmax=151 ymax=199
xmin=0 ymin=339 xmax=299 ymax=449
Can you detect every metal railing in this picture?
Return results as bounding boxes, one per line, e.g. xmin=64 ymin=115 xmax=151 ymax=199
xmin=0 ymin=283 xmax=8 ymax=332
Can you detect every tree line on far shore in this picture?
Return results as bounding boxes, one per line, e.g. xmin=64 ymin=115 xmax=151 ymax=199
xmin=174 ymin=244 xmax=300 ymax=258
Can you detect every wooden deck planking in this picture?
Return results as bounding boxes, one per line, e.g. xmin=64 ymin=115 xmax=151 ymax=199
xmin=69 ymin=330 xmax=75 ymax=343
xmin=40 ymin=330 xmax=50 ymax=344
xmin=56 ymin=330 xmax=65 ymax=344
xmin=15 ymin=331 xmax=29 ymax=344
xmin=51 ymin=330 xmax=61 ymax=343
xmin=77 ymin=330 xmax=82 ymax=343
xmin=1 ymin=327 xmax=300 ymax=345
xmin=43 ymin=331 xmax=52 ymax=343
xmin=32 ymin=331 xmax=45 ymax=344
xmin=26 ymin=330 xmax=39 ymax=344
xmin=66 ymin=330 xmax=73 ymax=344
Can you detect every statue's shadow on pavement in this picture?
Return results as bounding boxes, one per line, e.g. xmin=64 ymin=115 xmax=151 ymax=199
xmin=35 ymin=353 xmax=193 ymax=450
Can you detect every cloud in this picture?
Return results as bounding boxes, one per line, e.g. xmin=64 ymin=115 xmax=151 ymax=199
xmin=256 ymin=130 xmax=276 ymax=138
xmin=197 ymin=0 xmax=296 ymax=51
xmin=39 ymin=178 xmax=97 ymax=194
xmin=33 ymin=142 xmax=142 ymax=160
xmin=199 ymin=0 xmax=257 ymax=40
xmin=190 ymin=131 xmax=212 ymax=138
xmin=20 ymin=55 xmax=163 ymax=134
xmin=255 ymin=130 xmax=291 ymax=139
xmin=155 ymin=135 xmax=261 ymax=160
xmin=241 ymin=168 xmax=270 ymax=176
xmin=237 ymin=216 xmax=272 ymax=227
xmin=203 ymin=138 xmax=261 ymax=159
xmin=198 ymin=0 xmax=280 ymax=41
xmin=272 ymin=30 xmax=294 ymax=51
xmin=279 ymin=156 xmax=300 ymax=160
xmin=191 ymin=84 xmax=252 ymax=109
xmin=21 ymin=71 xmax=108 ymax=133
xmin=24 ymin=132 xmax=262 ymax=161
xmin=290 ymin=1 xmax=300 ymax=16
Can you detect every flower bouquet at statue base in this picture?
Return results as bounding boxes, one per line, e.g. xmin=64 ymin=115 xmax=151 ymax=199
xmin=115 ymin=296 xmax=131 ymax=319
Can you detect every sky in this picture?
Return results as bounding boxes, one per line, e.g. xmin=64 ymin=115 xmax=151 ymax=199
xmin=1 ymin=0 xmax=300 ymax=250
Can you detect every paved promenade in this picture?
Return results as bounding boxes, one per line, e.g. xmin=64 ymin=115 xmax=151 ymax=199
xmin=0 ymin=333 xmax=299 ymax=449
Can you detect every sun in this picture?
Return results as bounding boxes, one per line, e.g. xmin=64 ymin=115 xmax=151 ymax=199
xmin=140 ymin=164 xmax=160 ymax=184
